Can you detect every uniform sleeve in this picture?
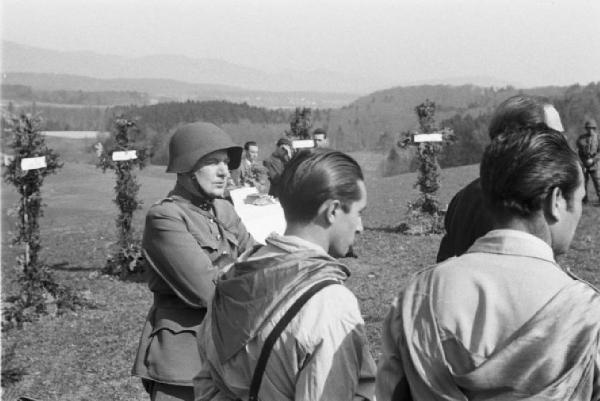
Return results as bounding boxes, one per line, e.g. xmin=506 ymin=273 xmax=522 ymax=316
xmin=376 ymin=297 xmax=411 ymax=401
xmin=295 ymin=286 xmax=377 ymax=401
xmin=143 ymin=206 xmax=217 ymax=307
xmin=231 ymin=206 xmax=257 ymax=255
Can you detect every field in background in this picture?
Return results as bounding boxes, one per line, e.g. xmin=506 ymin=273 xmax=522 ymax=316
xmin=1 ymin=157 xmax=599 ymax=400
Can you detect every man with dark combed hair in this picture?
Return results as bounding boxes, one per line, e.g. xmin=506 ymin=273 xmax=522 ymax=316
xmin=376 ymin=125 xmax=600 ymax=400
xmin=436 ymin=94 xmax=565 ymax=262
xmin=195 ymin=148 xmax=376 ymax=401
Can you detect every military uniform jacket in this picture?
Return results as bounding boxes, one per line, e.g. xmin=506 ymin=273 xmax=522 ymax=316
xmin=132 ymin=183 xmax=256 ymax=386
xmin=577 ymin=132 xmax=600 ymax=171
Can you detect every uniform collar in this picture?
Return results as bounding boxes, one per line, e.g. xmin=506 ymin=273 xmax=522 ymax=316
xmin=467 ymin=229 xmax=556 ymax=264
xmin=169 ymin=182 xmax=214 ymax=211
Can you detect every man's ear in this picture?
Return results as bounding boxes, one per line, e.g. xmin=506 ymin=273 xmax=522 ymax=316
xmin=545 ymin=186 xmax=565 ymax=223
xmin=318 ymin=199 xmax=342 ymax=225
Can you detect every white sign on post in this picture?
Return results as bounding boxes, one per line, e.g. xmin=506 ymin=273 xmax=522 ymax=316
xmin=112 ymin=150 xmax=138 ymax=161
xmin=21 ymin=156 xmax=47 ymax=171
xmin=292 ymin=139 xmax=315 ymax=149
xmin=414 ymin=133 xmax=443 ymax=143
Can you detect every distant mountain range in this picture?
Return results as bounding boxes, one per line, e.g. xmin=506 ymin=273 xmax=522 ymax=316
xmin=2 ymin=40 xmax=376 ymax=94
xmin=2 ymin=72 xmax=359 ymax=109
xmin=2 ymin=41 xmax=516 ymax=99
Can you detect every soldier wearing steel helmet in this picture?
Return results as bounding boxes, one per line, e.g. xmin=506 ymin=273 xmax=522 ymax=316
xmin=132 ymin=122 xmax=257 ymax=401
xmin=576 ymin=118 xmax=600 ymax=204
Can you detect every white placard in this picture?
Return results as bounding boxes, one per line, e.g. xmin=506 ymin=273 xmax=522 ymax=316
xmin=112 ymin=150 xmax=138 ymax=161
xmin=20 ymin=156 xmax=47 ymax=171
xmin=414 ymin=133 xmax=443 ymax=143
xmin=292 ymin=139 xmax=315 ymax=149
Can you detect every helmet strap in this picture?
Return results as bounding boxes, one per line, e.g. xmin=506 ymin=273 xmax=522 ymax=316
xmin=189 ymin=173 xmax=215 ymax=209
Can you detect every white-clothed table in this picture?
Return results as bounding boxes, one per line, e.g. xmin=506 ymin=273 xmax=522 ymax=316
xmin=229 ymin=187 xmax=286 ymax=244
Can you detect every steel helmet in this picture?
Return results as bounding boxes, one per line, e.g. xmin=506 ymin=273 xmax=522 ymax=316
xmin=166 ymin=122 xmax=243 ymax=173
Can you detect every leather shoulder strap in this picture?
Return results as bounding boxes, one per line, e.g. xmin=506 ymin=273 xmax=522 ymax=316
xmin=247 ymin=279 xmax=340 ymax=401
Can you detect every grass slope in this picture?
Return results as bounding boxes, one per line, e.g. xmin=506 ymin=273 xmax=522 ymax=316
xmin=1 ymin=158 xmax=599 ymax=400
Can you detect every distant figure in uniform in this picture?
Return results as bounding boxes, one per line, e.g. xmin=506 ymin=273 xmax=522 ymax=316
xmin=263 ymin=137 xmax=293 ymax=198
xmin=313 ymin=128 xmax=329 ymax=148
xmin=436 ymin=94 xmax=565 ymax=262
xmin=194 ymin=148 xmax=376 ymax=401
xmin=132 ymin=122 xmax=257 ymax=401
xmin=377 ymin=125 xmax=599 ymax=400
xmin=576 ymin=118 xmax=600 ymax=204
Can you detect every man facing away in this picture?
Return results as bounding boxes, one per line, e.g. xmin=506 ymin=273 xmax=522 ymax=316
xmin=195 ymin=148 xmax=377 ymax=401
xmin=576 ymin=118 xmax=600 ymax=204
xmin=132 ymin=122 xmax=256 ymax=401
xmin=436 ymin=94 xmax=565 ymax=262
xmin=376 ymin=125 xmax=600 ymax=400
xmin=263 ymin=137 xmax=293 ymax=198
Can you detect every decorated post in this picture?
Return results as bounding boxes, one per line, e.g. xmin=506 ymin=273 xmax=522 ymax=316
xmin=2 ymin=113 xmax=87 ymax=328
xmin=97 ymin=117 xmax=150 ymax=278
xmin=398 ymin=100 xmax=454 ymax=233
xmin=286 ymin=107 xmax=312 ymax=140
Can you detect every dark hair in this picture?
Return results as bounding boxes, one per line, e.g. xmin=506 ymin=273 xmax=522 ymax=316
xmin=276 ymin=137 xmax=292 ymax=147
xmin=480 ymin=125 xmax=581 ymax=219
xmin=489 ymin=95 xmax=548 ymax=139
xmin=313 ymin=128 xmax=327 ymax=138
xmin=244 ymin=141 xmax=257 ymax=150
xmin=278 ymin=148 xmax=364 ymax=223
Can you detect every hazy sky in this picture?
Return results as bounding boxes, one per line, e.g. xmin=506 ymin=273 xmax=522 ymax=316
xmin=2 ymin=0 xmax=599 ymax=88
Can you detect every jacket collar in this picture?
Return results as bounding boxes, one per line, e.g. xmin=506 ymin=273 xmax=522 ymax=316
xmin=467 ymin=229 xmax=555 ymax=264
xmin=169 ymin=182 xmax=214 ymax=211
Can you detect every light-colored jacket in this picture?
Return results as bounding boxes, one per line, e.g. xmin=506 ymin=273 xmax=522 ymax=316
xmin=377 ymin=229 xmax=600 ymax=401
xmin=194 ymin=233 xmax=376 ymax=401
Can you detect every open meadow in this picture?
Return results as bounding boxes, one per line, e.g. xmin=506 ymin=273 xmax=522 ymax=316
xmin=2 ymin=154 xmax=599 ymax=401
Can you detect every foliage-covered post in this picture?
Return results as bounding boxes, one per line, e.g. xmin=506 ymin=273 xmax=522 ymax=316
xmin=398 ymin=100 xmax=454 ymax=233
xmin=2 ymin=113 xmax=89 ymax=328
xmin=4 ymin=112 xmax=62 ymax=265
xmin=97 ymin=117 xmax=149 ymax=278
xmin=286 ymin=107 xmax=312 ymax=139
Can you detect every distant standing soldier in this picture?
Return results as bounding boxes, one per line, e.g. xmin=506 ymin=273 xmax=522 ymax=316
xmin=132 ymin=122 xmax=256 ymax=401
xmin=576 ymin=118 xmax=600 ymax=204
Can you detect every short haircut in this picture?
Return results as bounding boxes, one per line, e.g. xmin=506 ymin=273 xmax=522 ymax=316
xmin=279 ymin=148 xmax=364 ymax=223
xmin=313 ymin=128 xmax=327 ymax=138
xmin=244 ymin=141 xmax=257 ymax=150
xmin=480 ymin=125 xmax=581 ymax=219
xmin=488 ymin=95 xmax=548 ymax=139
xmin=276 ymin=137 xmax=292 ymax=147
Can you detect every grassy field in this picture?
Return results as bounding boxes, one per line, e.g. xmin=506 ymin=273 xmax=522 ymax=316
xmin=1 ymin=155 xmax=599 ymax=400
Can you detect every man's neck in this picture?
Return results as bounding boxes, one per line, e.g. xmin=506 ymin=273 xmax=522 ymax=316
xmin=284 ymin=222 xmax=329 ymax=254
xmin=494 ymin=215 xmax=551 ymax=248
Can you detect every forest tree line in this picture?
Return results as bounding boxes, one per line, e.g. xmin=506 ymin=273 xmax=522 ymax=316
xmin=4 ymin=83 xmax=599 ymax=175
